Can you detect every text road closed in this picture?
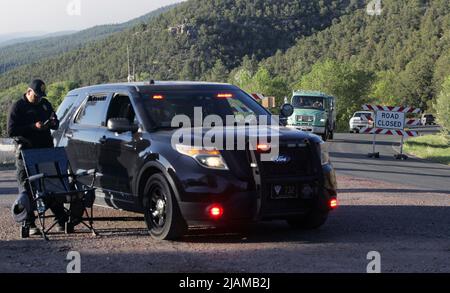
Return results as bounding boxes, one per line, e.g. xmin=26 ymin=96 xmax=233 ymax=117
xmin=375 ymin=111 xmax=405 ymax=130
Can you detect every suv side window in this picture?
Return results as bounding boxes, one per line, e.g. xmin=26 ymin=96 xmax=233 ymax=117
xmin=106 ymin=94 xmax=137 ymax=124
xmin=75 ymin=94 xmax=108 ymax=126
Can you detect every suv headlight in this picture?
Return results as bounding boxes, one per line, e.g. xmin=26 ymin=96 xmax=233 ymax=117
xmin=175 ymin=144 xmax=229 ymax=170
xmin=318 ymin=142 xmax=330 ymax=166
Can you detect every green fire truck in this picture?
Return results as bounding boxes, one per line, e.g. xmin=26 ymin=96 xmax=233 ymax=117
xmin=286 ymin=90 xmax=336 ymax=141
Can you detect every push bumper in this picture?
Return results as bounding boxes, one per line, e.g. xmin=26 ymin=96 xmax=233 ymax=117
xmin=177 ymin=164 xmax=338 ymax=225
xmin=289 ymin=125 xmax=326 ymax=134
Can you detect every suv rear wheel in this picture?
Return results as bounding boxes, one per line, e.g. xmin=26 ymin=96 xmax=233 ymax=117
xmin=287 ymin=209 xmax=329 ymax=230
xmin=143 ymin=174 xmax=187 ymax=240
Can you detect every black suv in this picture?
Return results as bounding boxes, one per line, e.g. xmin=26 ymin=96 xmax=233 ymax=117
xmin=53 ymin=81 xmax=338 ymax=240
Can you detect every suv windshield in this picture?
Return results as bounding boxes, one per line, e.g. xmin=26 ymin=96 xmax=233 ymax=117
xmin=141 ymin=90 xmax=271 ymax=128
xmin=292 ymin=96 xmax=324 ymax=110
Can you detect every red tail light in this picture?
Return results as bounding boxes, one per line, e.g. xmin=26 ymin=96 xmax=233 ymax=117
xmin=207 ymin=204 xmax=224 ymax=219
xmin=152 ymin=95 xmax=164 ymax=100
xmin=329 ymin=198 xmax=338 ymax=209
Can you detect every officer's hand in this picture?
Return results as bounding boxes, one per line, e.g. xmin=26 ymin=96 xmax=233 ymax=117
xmin=49 ymin=116 xmax=57 ymax=127
xmin=35 ymin=121 xmax=43 ymax=130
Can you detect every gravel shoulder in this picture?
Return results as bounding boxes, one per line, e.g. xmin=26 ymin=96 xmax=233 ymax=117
xmin=0 ymin=170 xmax=448 ymax=273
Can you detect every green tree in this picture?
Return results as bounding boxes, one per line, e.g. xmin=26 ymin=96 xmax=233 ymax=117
xmin=370 ymin=70 xmax=404 ymax=106
xmin=208 ymin=60 xmax=229 ymax=83
xmin=0 ymin=83 xmax=27 ymax=137
xmin=398 ymin=54 xmax=435 ymax=109
xmin=46 ymin=81 xmax=79 ymax=109
xmin=295 ymin=60 xmax=373 ymax=128
xmin=136 ymin=72 xmax=151 ymax=82
xmin=230 ymin=66 xmax=289 ymax=106
xmin=434 ymin=76 xmax=450 ymax=134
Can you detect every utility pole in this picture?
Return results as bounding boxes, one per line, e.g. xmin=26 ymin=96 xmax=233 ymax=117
xmin=127 ymin=45 xmax=134 ymax=82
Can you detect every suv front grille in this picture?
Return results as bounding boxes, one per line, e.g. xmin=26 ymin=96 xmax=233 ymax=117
xmin=250 ymin=141 xmax=321 ymax=218
xmin=258 ymin=145 xmax=314 ymax=178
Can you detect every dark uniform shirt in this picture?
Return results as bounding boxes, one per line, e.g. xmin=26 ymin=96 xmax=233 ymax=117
xmin=7 ymin=94 xmax=59 ymax=149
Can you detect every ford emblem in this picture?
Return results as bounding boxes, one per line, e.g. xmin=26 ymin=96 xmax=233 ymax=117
xmin=273 ymin=155 xmax=291 ymax=164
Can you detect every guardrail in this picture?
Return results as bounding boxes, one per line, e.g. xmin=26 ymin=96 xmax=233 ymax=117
xmin=0 ymin=138 xmax=14 ymax=165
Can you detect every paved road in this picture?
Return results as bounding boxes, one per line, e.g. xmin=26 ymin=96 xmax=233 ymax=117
xmin=0 ymin=133 xmax=449 ymax=273
xmin=328 ymin=132 xmax=450 ymax=193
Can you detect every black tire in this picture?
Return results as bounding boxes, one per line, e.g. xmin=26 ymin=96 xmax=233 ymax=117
xmin=287 ymin=209 xmax=329 ymax=230
xmin=321 ymin=126 xmax=329 ymax=141
xmin=143 ymin=174 xmax=187 ymax=240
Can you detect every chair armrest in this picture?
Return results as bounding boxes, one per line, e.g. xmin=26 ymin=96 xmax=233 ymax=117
xmin=86 ymin=169 xmax=97 ymax=176
xmin=28 ymin=173 xmax=44 ymax=182
xmin=75 ymin=169 xmax=102 ymax=177
xmin=75 ymin=169 xmax=88 ymax=176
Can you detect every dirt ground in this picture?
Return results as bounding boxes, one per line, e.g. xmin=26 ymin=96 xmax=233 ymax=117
xmin=0 ymin=170 xmax=449 ymax=273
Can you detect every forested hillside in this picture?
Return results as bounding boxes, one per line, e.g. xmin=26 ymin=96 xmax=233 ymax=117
xmin=1 ymin=0 xmax=449 ymax=136
xmin=0 ymin=0 xmax=364 ymax=90
xmin=257 ymin=0 xmax=450 ymax=109
xmin=0 ymin=4 xmax=178 ymax=75
xmin=0 ymin=31 xmax=76 ymax=48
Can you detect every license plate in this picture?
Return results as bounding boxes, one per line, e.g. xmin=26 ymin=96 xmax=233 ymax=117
xmin=271 ymin=184 xmax=298 ymax=199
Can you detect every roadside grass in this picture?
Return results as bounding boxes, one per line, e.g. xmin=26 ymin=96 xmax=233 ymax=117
xmin=404 ymin=134 xmax=450 ymax=166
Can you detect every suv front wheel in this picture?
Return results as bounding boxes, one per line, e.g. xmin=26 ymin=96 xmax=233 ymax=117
xmin=143 ymin=174 xmax=187 ymax=240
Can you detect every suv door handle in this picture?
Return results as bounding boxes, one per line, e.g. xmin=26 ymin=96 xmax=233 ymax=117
xmin=99 ymin=136 xmax=107 ymax=144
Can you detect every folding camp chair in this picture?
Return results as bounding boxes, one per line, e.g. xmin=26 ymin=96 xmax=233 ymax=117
xmin=21 ymin=147 xmax=98 ymax=240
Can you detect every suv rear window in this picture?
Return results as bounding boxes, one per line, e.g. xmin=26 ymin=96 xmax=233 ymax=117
xmin=75 ymin=95 xmax=108 ymax=126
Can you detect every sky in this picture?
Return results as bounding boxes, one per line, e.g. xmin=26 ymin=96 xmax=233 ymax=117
xmin=0 ymin=0 xmax=184 ymax=35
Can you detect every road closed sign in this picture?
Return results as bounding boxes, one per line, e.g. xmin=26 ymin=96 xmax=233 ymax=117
xmin=375 ymin=111 xmax=405 ymax=130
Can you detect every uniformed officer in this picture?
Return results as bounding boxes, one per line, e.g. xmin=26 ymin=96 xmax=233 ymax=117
xmin=7 ymin=79 xmax=65 ymax=235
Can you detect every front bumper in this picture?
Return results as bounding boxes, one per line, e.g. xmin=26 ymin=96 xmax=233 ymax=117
xmin=177 ymin=164 xmax=338 ymax=225
xmin=289 ymin=125 xmax=326 ymax=134
xmin=350 ymin=123 xmax=372 ymax=130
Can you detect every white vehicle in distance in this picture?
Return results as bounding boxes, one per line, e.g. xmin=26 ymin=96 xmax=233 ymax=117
xmin=349 ymin=111 xmax=374 ymax=133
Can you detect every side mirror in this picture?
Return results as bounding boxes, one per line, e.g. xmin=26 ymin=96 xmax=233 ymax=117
xmin=107 ymin=118 xmax=139 ymax=134
xmin=280 ymin=103 xmax=294 ymax=118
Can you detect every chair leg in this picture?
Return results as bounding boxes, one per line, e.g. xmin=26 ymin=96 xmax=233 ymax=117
xmin=65 ymin=222 xmax=74 ymax=234
xmin=37 ymin=213 xmax=49 ymax=241
xmin=20 ymin=223 xmax=30 ymax=239
xmin=80 ymin=207 xmax=97 ymax=236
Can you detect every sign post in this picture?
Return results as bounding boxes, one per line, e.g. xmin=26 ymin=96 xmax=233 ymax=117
xmin=368 ymin=131 xmax=379 ymax=158
xmin=361 ymin=104 xmax=421 ymax=160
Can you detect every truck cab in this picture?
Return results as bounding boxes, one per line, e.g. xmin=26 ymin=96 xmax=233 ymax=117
xmin=287 ymin=91 xmax=336 ymax=141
